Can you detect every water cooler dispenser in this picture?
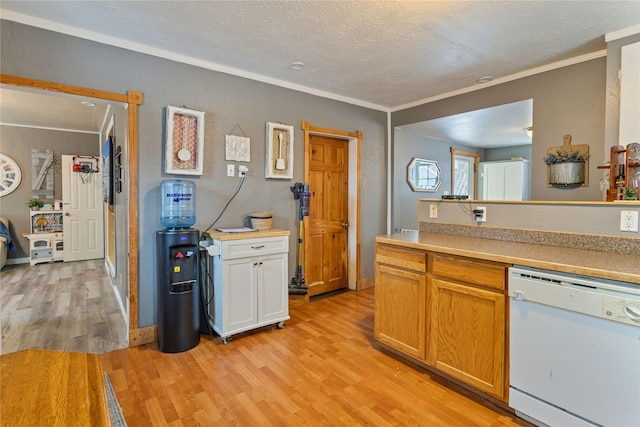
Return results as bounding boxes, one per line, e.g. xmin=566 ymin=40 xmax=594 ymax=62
xmin=156 ymin=179 xmax=200 ymax=353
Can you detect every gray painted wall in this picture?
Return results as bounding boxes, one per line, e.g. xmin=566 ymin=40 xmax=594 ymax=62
xmin=105 ymin=106 xmax=130 ymax=310
xmin=484 ymin=145 xmax=531 ymax=162
xmin=391 ymin=58 xmax=607 ymax=204
xmin=1 ymin=21 xmax=387 ymax=327
xmin=0 ymin=125 xmax=99 ymax=258
xmin=418 ymin=200 xmax=640 ymax=239
xmin=393 ymin=129 xmax=485 ymax=231
xmin=393 ymin=132 xmax=534 ymax=232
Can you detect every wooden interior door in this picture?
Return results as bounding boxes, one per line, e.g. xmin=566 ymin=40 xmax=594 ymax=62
xmin=305 ymin=134 xmax=349 ymax=296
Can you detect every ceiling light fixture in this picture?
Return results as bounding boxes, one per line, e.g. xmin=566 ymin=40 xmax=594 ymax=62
xmin=477 ymin=76 xmax=493 ymax=84
xmin=81 ymin=101 xmax=96 ymax=107
xmin=524 ymin=126 xmax=533 ymax=138
xmin=290 ymin=62 xmax=305 ymax=70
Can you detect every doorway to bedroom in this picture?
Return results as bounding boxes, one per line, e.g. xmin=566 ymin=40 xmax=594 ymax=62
xmin=0 ymin=83 xmax=129 ymax=355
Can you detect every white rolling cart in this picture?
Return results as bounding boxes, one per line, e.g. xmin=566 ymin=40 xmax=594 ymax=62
xmin=204 ymin=229 xmax=290 ymax=343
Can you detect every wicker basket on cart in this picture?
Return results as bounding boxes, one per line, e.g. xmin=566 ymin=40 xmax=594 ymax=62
xmin=248 ymin=211 xmax=273 ymax=230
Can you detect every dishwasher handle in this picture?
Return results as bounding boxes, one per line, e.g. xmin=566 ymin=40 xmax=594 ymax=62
xmin=624 ymin=304 xmax=640 ymax=322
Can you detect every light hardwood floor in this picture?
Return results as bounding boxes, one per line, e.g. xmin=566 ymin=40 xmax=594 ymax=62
xmin=101 ymin=288 xmax=532 ymax=426
xmin=1 ymin=259 xmax=128 ymax=355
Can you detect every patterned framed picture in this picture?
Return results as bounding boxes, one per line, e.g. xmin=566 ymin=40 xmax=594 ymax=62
xmin=165 ymin=106 xmax=205 ymax=175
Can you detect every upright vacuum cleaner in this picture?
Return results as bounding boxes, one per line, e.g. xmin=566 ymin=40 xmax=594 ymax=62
xmin=289 ymin=182 xmax=310 ymax=295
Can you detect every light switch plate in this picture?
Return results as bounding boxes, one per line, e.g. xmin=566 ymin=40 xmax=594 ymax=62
xmin=227 ymin=164 xmax=235 ymax=177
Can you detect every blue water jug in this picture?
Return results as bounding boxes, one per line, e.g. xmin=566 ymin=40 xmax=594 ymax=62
xmin=161 ymin=180 xmax=196 ymax=228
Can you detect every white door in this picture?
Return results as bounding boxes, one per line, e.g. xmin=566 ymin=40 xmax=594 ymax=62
xmin=62 ymin=155 xmax=104 ymax=262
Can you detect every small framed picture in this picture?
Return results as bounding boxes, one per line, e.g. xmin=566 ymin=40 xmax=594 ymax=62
xmin=165 ymin=106 xmax=205 ymax=175
xmin=265 ymin=122 xmax=294 ymax=179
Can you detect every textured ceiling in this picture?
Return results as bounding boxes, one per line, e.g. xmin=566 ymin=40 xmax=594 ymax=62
xmin=1 ymin=1 xmax=639 ymax=110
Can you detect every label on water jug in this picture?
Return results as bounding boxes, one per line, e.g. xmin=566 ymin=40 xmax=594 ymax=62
xmin=166 ymin=192 xmax=192 ymax=202
xmin=161 ymin=180 xmax=196 ymax=228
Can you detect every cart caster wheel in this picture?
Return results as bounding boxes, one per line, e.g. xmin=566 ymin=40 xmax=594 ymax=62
xmin=222 ymin=336 xmax=230 ymax=344
xmin=276 ymin=321 xmax=285 ymax=329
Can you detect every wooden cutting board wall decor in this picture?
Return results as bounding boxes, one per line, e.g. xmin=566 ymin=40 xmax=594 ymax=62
xmin=545 ymin=134 xmax=589 ymax=187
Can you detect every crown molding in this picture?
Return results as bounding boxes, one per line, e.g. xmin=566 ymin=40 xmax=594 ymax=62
xmin=391 ymin=50 xmax=607 ymax=112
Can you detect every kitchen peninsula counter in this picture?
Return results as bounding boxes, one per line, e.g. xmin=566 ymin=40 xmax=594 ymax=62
xmin=376 ymin=232 xmax=639 ymax=285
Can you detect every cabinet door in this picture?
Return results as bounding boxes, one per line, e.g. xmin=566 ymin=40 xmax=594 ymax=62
xmin=482 ymin=163 xmax=506 ymax=200
xmin=427 ymin=277 xmax=505 ymax=399
xmin=374 ymin=264 xmax=426 ymax=359
xmin=480 ymin=161 xmax=526 ymax=200
xmin=223 ymin=258 xmax=258 ymax=332
xmin=503 ymin=162 xmax=524 ymax=200
xmin=258 ymin=253 xmax=288 ymax=323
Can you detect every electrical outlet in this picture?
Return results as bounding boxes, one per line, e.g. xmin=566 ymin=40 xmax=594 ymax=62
xmin=429 ymin=204 xmax=438 ymax=218
xmin=473 ymin=206 xmax=487 ymax=223
xmin=227 ymin=164 xmax=235 ymax=177
xmin=238 ymin=165 xmax=248 ymax=176
xmin=620 ymin=210 xmax=639 ymax=232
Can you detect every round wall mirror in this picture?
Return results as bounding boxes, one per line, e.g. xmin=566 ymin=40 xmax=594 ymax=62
xmin=407 ymin=157 xmax=441 ymax=192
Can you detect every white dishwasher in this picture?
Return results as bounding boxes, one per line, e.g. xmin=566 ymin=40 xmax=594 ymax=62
xmin=508 ymin=266 xmax=640 ymax=427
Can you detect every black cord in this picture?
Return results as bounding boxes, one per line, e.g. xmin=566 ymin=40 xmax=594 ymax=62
xmin=457 ymin=200 xmax=473 ymax=215
xmin=201 ymin=174 xmax=246 ymax=238
xmin=199 ymin=254 xmax=214 ymax=306
xmin=198 ymin=174 xmax=247 ymax=334
xmin=197 ymin=250 xmax=215 ymax=334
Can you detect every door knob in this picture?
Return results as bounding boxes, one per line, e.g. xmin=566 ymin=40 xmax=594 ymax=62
xmin=64 ymin=212 xmax=70 ymax=216
xmin=342 ymin=222 xmax=349 ymax=229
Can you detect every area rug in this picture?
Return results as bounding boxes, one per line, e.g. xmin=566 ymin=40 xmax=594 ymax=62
xmin=104 ymin=373 xmax=127 ymax=427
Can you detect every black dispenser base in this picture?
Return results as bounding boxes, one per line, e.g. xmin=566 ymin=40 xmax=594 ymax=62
xmin=157 ymin=228 xmax=200 ymax=353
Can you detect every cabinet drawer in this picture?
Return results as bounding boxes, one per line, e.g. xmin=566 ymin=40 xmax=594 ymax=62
xmin=220 ymin=236 xmax=288 ymax=260
xmin=430 ymin=253 xmax=507 ymax=291
xmin=376 ymin=244 xmax=426 ymax=273
xmin=32 ymin=249 xmax=53 ymax=259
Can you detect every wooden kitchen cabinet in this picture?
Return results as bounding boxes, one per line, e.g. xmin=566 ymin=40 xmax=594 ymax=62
xmin=427 ymin=253 xmax=508 ymax=400
xmin=374 ymin=243 xmax=510 ymax=401
xmin=374 ymin=244 xmax=427 ymax=359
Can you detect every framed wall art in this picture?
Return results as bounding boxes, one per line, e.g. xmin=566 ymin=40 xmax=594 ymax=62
xmin=265 ymin=122 xmax=294 ymax=179
xmin=102 ymin=136 xmax=113 ymax=204
xmin=0 ymin=153 xmax=22 ymax=197
xmin=165 ymin=106 xmax=205 ymax=175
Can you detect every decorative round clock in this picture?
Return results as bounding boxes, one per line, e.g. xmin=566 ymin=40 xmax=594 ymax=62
xmin=0 ymin=153 xmax=22 ymax=197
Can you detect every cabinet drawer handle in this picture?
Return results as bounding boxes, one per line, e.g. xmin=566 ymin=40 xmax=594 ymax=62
xmin=251 ymin=245 xmax=265 ymax=249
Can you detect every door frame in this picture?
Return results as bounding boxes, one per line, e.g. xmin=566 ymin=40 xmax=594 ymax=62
xmin=450 ymin=147 xmax=480 ymax=199
xmin=301 ymin=121 xmax=363 ymax=290
xmin=0 ymin=74 xmax=142 ymax=342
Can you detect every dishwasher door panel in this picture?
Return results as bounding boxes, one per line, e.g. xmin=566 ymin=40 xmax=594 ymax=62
xmin=510 ymin=298 xmax=640 ymax=427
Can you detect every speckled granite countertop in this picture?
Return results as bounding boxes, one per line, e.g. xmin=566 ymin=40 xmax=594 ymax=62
xmin=376 ymin=232 xmax=640 ymax=285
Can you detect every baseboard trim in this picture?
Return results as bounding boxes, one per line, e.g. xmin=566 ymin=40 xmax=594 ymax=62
xmin=128 ymin=325 xmax=156 ymax=347
xmin=6 ymin=257 xmax=30 ymax=265
xmin=358 ymin=276 xmax=375 ymax=290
